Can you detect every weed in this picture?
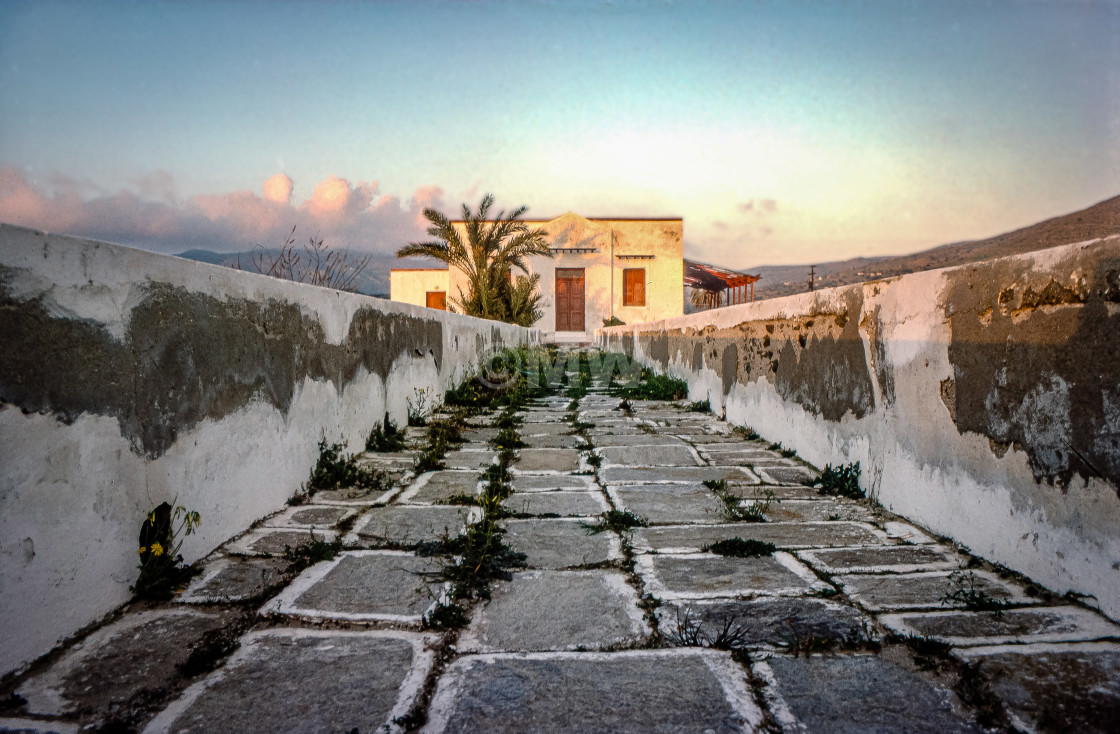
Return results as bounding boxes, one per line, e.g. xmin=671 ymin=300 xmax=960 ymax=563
xmin=618 ymin=399 xmax=633 ymax=413
xmin=703 ymin=537 xmax=776 ymax=557
xmin=583 ymin=510 xmax=649 ymax=534
xmin=440 ymin=494 xmax=480 ymax=506
xmin=668 ymin=608 xmax=749 ymax=650
xmin=707 ymin=481 xmax=779 ymax=523
xmin=779 ymin=447 xmax=797 ymax=458
xmin=586 ymin=452 xmax=603 ymax=468
xmin=571 ymin=420 xmax=595 ymax=432
xmin=889 ymin=633 xmax=953 ymax=672
xmin=702 ymin=479 xmax=727 ymax=492
xmin=685 ymin=399 xmax=711 ymax=413
xmin=308 ymin=440 xmax=386 ymax=492
xmin=134 ymin=501 xmax=201 ymax=599
xmin=617 ymin=372 xmax=689 ymax=401
xmin=942 ymin=569 xmax=1008 ymax=614
xmin=407 ymin=387 xmax=437 ymax=425
xmin=767 ymin=441 xmax=782 ymax=451
xmin=282 ymin=535 xmax=342 ymax=574
xmin=489 ymin=427 xmax=526 ymax=450
xmin=422 ymin=601 xmax=468 ymax=630
xmin=366 ymin=417 xmax=407 ymax=453
xmin=602 ymin=315 xmax=625 ymax=327
xmin=732 ymin=426 xmax=760 ymax=440
xmin=811 ymin=462 xmax=864 ymax=499
xmin=413 ymin=446 xmax=447 ymax=473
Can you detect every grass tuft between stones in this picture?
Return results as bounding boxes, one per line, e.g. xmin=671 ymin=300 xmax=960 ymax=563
xmin=703 ymin=537 xmax=777 ymax=557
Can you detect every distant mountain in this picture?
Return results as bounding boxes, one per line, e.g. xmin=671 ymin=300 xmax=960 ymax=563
xmin=746 ymin=194 xmax=1120 ymax=301
xmin=174 ymin=247 xmax=440 ymax=298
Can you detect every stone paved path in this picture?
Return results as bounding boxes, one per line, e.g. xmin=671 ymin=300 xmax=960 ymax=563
xmin=5 ymin=354 xmax=1120 ymax=733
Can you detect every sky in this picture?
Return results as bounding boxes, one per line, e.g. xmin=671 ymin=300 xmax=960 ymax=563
xmin=0 ymin=0 xmax=1117 ymax=269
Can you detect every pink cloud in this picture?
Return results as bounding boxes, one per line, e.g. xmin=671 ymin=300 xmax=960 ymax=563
xmin=0 ymin=166 xmax=440 ymax=256
xmin=738 ymin=198 xmax=778 ymax=215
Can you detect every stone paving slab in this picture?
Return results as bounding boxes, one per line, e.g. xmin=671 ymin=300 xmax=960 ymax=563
xmin=597 ymin=444 xmax=702 ymax=467
xmin=520 ymin=422 xmax=579 ymax=436
xmin=607 ymin=485 xmax=728 ymax=524
xmin=660 ymin=597 xmax=875 ymax=649
xmin=346 ymin=506 xmax=478 ymax=546
xmin=521 ymin=433 xmax=584 ymax=449
xmin=225 ymin=527 xmax=340 ymax=556
xmin=681 ymin=433 xmax=756 ymax=444
xmin=884 ymin=521 xmax=938 ymax=544
xmin=0 ymin=718 xmax=79 ymax=734
xmin=696 ymin=444 xmax=780 ymax=456
xmin=723 ymin=483 xmax=824 ymax=500
xmin=592 ymin=433 xmax=689 ymax=447
xmin=600 ymin=465 xmax=758 ymax=484
xmin=756 ymin=466 xmax=817 ymax=484
xmin=632 ymin=522 xmax=891 ymax=553
xmin=458 ymin=570 xmax=650 ymax=652
xmin=262 ymin=504 xmax=356 ymax=529
xmin=18 ymin=609 xmax=240 ymax=718
xmin=636 ymin=552 xmax=830 ymax=600
xmin=953 ymin=641 xmax=1120 ymax=734
xmin=756 ymin=498 xmax=876 ymax=523
xmin=422 ymin=649 xmax=762 ymax=733
xmin=142 ymin=629 xmax=435 ymax=734
xmin=503 ymin=490 xmax=610 ymax=517
xmin=441 ymin=449 xmax=495 ymax=470
xmin=511 ymin=474 xmax=597 ymax=492
xmin=879 ymin=606 xmax=1120 ymax=646
xmin=262 ymin=550 xmax=444 ymax=622
xmin=178 ymin=556 xmax=289 ymax=603
xmin=460 ymin=427 xmax=498 ymax=443
xmin=398 ymin=470 xmax=481 ymax=504
xmin=703 ymin=451 xmax=788 ymax=467
xmin=754 ymin=654 xmax=983 ymax=733
xmin=520 ymin=411 xmax=571 ymax=423
xmin=837 ymin=570 xmax=1036 ymax=611
xmin=586 ymin=424 xmax=652 ymax=436
xmin=503 ymin=518 xmax=623 ymax=569
xmin=511 ymin=448 xmax=583 ymax=473
xmin=307 ymin=480 xmax=401 ymax=505
xmin=798 ymin=544 xmax=960 ymax=574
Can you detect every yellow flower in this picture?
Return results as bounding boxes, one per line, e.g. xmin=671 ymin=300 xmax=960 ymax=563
xmin=150 ymin=542 xmax=164 ymax=557
xmin=138 ymin=546 xmax=146 ymax=555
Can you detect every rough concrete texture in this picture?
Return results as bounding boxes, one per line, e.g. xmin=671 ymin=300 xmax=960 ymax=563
xmin=224 ymin=528 xmax=340 ymax=556
xmin=347 ymin=505 xmax=477 ymax=546
xmin=837 ymin=570 xmax=1034 ymax=611
xmin=458 ymin=570 xmax=649 ymax=652
xmin=0 ymin=224 xmax=537 ymax=675
xmin=607 ymin=486 xmax=729 ymax=524
xmin=955 ymin=642 xmax=1120 ymax=733
xmin=263 ymin=551 xmax=444 ymax=622
xmin=511 ymin=474 xmax=597 ymax=492
xmin=177 ymin=556 xmax=289 ymax=603
xmin=632 ymin=522 xmax=888 ymax=553
xmin=422 ymin=650 xmax=761 ymax=734
xmin=599 ymin=238 xmax=1120 ymax=621
xmin=600 ymin=465 xmax=757 ymax=484
xmin=18 ymin=609 xmax=240 ymax=718
xmin=637 ymin=552 xmax=828 ymax=600
xmin=597 ymin=445 xmax=700 ymax=467
xmin=660 ymin=597 xmax=874 ymax=649
xmin=512 ymin=448 xmax=583 ymax=473
xmin=798 ymin=544 xmax=960 ymax=574
xmin=262 ymin=504 xmax=354 ymax=529
xmin=142 ymin=630 xmax=435 ymax=734
xmin=502 ymin=490 xmax=609 ymax=517
xmin=756 ymin=654 xmax=983 ymax=733
xmin=879 ymin=607 xmax=1120 ymax=646
xmin=503 ymin=519 xmax=623 ymax=569
xmin=399 ymin=471 xmax=481 ymax=504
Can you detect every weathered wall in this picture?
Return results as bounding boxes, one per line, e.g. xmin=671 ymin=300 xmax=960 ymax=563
xmin=600 ymin=237 xmax=1120 ymax=620
xmin=0 ymin=224 xmax=537 ymax=675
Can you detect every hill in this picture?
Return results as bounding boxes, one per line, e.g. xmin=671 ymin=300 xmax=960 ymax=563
xmin=747 ymin=194 xmax=1120 ymax=300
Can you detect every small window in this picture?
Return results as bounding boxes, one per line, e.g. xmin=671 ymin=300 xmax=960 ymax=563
xmin=623 ymin=268 xmax=646 ymax=307
xmin=426 ymin=291 xmax=447 ymax=310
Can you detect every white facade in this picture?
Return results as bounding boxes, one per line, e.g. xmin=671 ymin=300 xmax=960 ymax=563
xmin=391 ymin=212 xmax=685 ymax=341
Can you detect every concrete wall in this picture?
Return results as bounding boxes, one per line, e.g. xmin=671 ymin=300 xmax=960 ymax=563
xmin=390 ymin=267 xmax=450 ymax=308
xmin=599 ymin=237 xmax=1120 ymax=620
xmin=0 ymin=224 xmax=537 ymax=676
xmin=426 ymin=213 xmax=683 ymax=339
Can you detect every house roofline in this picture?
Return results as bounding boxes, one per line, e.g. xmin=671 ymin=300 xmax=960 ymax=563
xmin=448 ymin=217 xmax=683 ymax=223
xmin=390 ymin=267 xmax=449 ymax=272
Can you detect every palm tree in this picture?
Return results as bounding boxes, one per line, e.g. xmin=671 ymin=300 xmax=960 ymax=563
xmin=397 ymin=194 xmax=552 ymax=325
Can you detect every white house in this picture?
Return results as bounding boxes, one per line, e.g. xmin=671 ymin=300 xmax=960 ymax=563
xmin=390 ymin=212 xmax=685 ymax=342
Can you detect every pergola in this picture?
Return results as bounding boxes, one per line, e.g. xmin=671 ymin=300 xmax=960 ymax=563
xmin=684 ymin=259 xmax=761 ymax=310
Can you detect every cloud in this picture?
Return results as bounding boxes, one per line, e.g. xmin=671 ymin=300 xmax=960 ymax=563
xmin=263 ymin=173 xmax=293 ymax=204
xmin=738 ymin=198 xmax=777 ymax=215
xmin=0 ymin=166 xmax=441 ymax=256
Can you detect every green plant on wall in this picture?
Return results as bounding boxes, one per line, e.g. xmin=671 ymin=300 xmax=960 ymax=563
xmin=134 ymin=501 xmax=202 ymax=599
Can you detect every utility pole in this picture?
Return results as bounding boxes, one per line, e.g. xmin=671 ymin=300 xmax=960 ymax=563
xmin=808 ymin=265 xmax=815 ymax=292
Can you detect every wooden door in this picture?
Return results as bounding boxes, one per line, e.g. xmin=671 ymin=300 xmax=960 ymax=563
xmin=426 ymin=291 xmax=447 ymax=310
xmin=555 ymin=268 xmax=585 ymax=332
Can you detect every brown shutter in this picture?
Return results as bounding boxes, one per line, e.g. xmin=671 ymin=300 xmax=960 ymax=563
xmin=623 ymin=269 xmax=645 ymax=307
